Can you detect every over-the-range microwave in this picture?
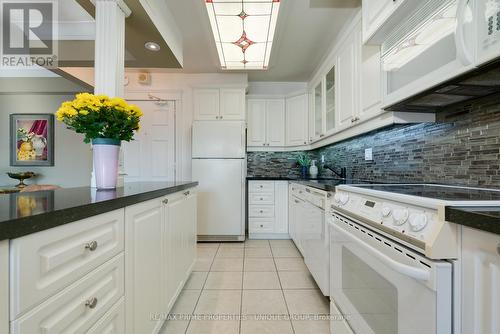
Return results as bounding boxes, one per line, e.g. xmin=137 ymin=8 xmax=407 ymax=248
xmin=382 ymin=0 xmax=500 ymax=111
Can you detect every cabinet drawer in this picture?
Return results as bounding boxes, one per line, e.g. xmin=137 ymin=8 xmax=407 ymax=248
xmin=249 ymin=205 xmax=274 ymax=218
xmin=249 ymin=219 xmax=274 ymax=233
xmin=10 ymin=209 xmax=125 ymax=319
xmin=249 ymin=182 xmax=274 ymax=193
xmin=11 ymin=254 xmax=125 ymax=334
xmin=249 ymin=192 xmax=274 ymax=205
xmin=87 ymin=297 xmax=125 ymax=334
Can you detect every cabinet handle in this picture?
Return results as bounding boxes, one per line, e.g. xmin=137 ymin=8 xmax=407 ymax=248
xmin=84 ymin=240 xmax=98 ymax=252
xmin=184 ymin=191 xmax=190 ymax=196
xmin=262 ymin=143 xmax=266 ymax=146
xmin=260 ymin=197 xmax=263 ymax=200
xmin=85 ymin=297 xmax=98 ymax=309
xmin=259 ymin=210 xmax=264 ymax=213
xmin=260 ymin=224 xmax=264 ymax=228
xmin=294 ymin=200 xmax=300 ymax=204
xmin=162 ymin=199 xmax=169 ymax=204
xmin=304 ymin=141 xmax=307 ymax=144
xmin=260 ymin=185 xmax=263 ymax=188
xmin=320 ymin=134 xmax=325 ymax=137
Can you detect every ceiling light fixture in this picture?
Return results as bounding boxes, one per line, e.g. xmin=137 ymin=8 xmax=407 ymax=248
xmin=145 ymin=42 xmax=161 ymax=51
xmin=205 ymin=0 xmax=281 ymax=70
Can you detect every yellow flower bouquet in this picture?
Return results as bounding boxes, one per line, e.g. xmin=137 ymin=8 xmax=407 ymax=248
xmin=56 ymin=93 xmax=143 ymax=189
xmin=56 ymin=93 xmax=142 ymax=144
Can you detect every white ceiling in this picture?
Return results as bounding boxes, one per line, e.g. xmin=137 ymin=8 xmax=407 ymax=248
xmin=166 ymin=0 xmax=359 ymax=82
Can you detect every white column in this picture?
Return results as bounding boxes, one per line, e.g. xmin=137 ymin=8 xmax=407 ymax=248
xmin=94 ymin=0 xmax=131 ymax=97
xmin=92 ymin=0 xmax=131 ymax=187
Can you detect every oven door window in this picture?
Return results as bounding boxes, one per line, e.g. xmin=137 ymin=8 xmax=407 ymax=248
xmin=331 ymin=221 xmax=451 ymax=334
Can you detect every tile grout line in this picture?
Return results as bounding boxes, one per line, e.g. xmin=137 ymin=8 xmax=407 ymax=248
xmin=186 ymin=243 xmax=220 ymax=334
xmin=270 ymin=240 xmax=297 ymax=334
xmin=239 ymin=242 xmax=245 ymax=334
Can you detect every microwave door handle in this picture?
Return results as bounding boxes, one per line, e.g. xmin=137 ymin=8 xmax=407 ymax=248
xmin=331 ymin=223 xmax=431 ymax=282
xmin=455 ymin=0 xmax=473 ymax=65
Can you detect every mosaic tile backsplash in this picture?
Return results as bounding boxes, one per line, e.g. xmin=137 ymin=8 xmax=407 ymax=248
xmin=247 ymin=95 xmax=500 ymax=187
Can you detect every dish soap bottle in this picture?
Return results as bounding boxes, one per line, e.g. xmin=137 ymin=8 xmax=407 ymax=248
xmin=309 ymin=160 xmax=318 ymax=179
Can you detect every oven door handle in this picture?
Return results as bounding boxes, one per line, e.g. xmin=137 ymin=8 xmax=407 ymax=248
xmin=332 ymin=223 xmax=431 ymax=282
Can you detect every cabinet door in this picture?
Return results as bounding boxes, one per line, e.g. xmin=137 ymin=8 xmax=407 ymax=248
xmin=286 ymin=94 xmax=308 ymax=146
xmin=313 ymin=81 xmax=324 ymax=139
xmin=194 ymin=89 xmax=220 ymax=120
xmin=266 ymin=99 xmax=285 ymax=147
xmin=274 ymin=182 xmax=289 ymax=234
xmin=336 ymin=31 xmax=359 ymax=130
xmin=247 ymin=99 xmax=267 ymax=147
xmin=325 ymin=65 xmax=336 ymax=134
xmin=125 ymin=199 xmax=164 ymax=334
xmin=220 ymin=88 xmax=245 ymax=120
xmin=359 ymin=38 xmax=383 ymax=121
xmin=462 ymin=226 xmax=500 ymax=334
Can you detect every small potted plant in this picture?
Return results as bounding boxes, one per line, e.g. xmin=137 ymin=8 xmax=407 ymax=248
xmin=297 ymin=154 xmax=311 ymax=179
xmin=56 ymin=93 xmax=142 ymax=189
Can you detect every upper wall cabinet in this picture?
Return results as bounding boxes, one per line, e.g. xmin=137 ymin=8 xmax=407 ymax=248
xmin=194 ymin=88 xmax=245 ymax=121
xmin=286 ymin=94 xmax=309 ymax=146
xmin=247 ymin=99 xmax=285 ymax=148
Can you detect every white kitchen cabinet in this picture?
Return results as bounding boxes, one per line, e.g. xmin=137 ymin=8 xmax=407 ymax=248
xmin=266 ymin=100 xmax=286 ymax=147
xmin=87 ymin=298 xmax=125 ymax=334
xmin=312 ymin=81 xmax=325 ymax=141
xmin=1 ymin=240 xmax=8 ymax=334
xmin=336 ymin=25 xmax=359 ymax=130
xmin=9 ymin=209 xmax=124 ymax=320
xmin=11 ymin=254 xmax=125 ymax=334
xmin=461 ymin=226 xmax=500 ymax=334
xmin=126 ymin=190 xmax=197 ymax=334
xmin=248 ymin=181 xmax=288 ymax=238
xmin=194 ymin=88 xmax=245 ymax=121
xmin=220 ymin=88 xmax=246 ymax=120
xmin=247 ymin=98 xmax=285 ymax=148
xmin=125 ymin=199 xmax=164 ymax=334
xmin=193 ymin=89 xmax=220 ymax=120
xmin=325 ymin=66 xmax=336 ymax=134
xmin=286 ymin=94 xmax=309 ymax=146
xmin=359 ymin=41 xmax=383 ymax=121
xmin=247 ymin=100 xmax=267 ymax=146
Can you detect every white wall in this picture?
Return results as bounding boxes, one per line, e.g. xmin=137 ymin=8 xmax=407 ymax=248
xmin=0 ymin=94 xmax=92 ymax=188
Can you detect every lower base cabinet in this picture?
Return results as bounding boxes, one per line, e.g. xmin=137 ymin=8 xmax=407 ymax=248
xmin=461 ymin=226 xmax=500 ymax=334
xmin=125 ymin=190 xmax=197 ymax=334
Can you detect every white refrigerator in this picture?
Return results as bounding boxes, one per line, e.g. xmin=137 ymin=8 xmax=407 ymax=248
xmin=192 ymin=121 xmax=246 ymax=241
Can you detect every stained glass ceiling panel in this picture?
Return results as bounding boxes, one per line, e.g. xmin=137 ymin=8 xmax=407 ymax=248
xmin=205 ymin=0 xmax=281 ymax=70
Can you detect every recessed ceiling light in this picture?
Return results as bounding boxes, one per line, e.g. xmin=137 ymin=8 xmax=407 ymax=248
xmin=205 ymin=0 xmax=281 ymax=70
xmin=145 ymin=42 xmax=160 ymax=51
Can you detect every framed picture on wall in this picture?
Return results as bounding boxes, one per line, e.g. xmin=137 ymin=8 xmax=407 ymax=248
xmin=10 ymin=114 xmax=55 ymax=166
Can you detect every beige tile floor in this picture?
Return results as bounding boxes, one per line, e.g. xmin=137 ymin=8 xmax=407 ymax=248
xmin=159 ymin=239 xmax=330 ymax=334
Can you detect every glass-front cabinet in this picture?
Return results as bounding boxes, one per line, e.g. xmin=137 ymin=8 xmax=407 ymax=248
xmin=325 ymin=65 xmax=336 ymax=133
xmin=314 ymin=81 xmax=324 ymax=139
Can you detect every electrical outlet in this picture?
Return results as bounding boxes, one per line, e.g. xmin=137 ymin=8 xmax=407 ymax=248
xmin=365 ymin=148 xmax=373 ymax=161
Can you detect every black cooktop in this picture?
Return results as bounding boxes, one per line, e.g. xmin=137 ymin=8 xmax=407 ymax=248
xmin=351 ymin=184 xmax=500 ymax=201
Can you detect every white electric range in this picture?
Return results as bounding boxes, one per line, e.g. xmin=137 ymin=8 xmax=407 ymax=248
xmin=328 ymin=183 xmax=500 ymax=334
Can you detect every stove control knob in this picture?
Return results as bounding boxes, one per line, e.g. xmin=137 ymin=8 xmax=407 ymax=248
xmin=392 ymin=209 xmax=409 ymax=226
xmin=409 ymin=213 xmax=428 ymax=232
xmin=382 ymin=206 xmax=392 ymax=217
xmin=333 ymin=193 xmax=341 ymax=204
xmin=339 ymin=193 xmax=349 ymax=206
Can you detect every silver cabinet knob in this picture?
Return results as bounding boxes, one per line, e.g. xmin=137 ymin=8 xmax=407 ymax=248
xmin=184 ymin=191 xmax=190 ymax=196
xmin=162 ymin=199 xmax=169 ymax=204
xmin=260 ymin=224 xmax=264 ymax=228
xmin=85 ymin=241 xmax=98 ymax=252
xmin=259 ymin=210 xmax=264 ymax=213
xmin=85 ymin=297 xmax=98 ymax=309
xmin=220 ymin=116 xmax=223 ymax=119
xmin=260 ymin=197 xmax=263 ymax=200
xmin=259 ymin=185 xmax=263 ymax=188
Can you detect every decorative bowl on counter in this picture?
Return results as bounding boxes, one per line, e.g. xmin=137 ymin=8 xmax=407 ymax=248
xmin=7 ymin=171 xmax=36 ymax=188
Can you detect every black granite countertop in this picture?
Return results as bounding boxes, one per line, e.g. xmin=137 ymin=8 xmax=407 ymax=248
xmin=0 ymin=181 xmax=198 ymax=241
xmin=247 ymin=176 xmax=377 ymax=191
xmin=445 ymin=206 xmax=500 ymax=235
